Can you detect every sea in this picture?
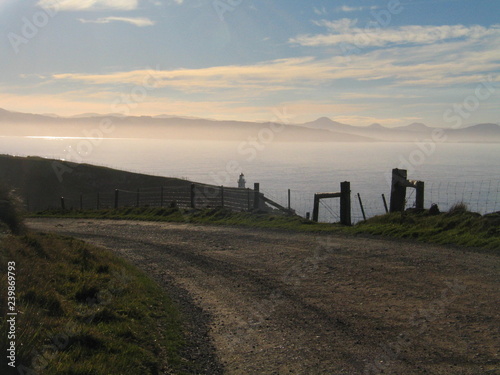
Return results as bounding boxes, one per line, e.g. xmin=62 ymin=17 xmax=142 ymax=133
xmin=1 ymin=136 xmax=499 ymax=223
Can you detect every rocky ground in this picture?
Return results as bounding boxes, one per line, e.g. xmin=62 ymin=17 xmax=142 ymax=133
xmin=27 ymin=219 xmax=499 ymax=375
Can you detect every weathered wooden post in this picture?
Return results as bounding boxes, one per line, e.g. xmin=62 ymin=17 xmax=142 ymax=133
xmin=253 ymin=183 xmax=260 ymax=210
xmin=288 ymin=189 xmax=291 ymax=210
xmin=114 ymin=189 xmax=119 ymax=209
xmin=312 ymin=194 xmax=320 ymax=222
xmin=357 ymin=193 xmax=366 ymax=221
xmin=220 ymin=186 xmax=224 ymax=207
xmin=247 ymin=188 xmax=251 ymax=211
xmin=340 ymin=181 xmax=351 ymax=226
xmin=382 ymin=194 xmax=389 ymax=213
xmin=60 ymin=197 xmax=65 ymax=210
xmin=390 ymin=168 xmax=407 ymax=212
xmin=190 ymin=184 xmax=196 ymax=208
xmin=415 ymin=181 xmax=425 ymax=210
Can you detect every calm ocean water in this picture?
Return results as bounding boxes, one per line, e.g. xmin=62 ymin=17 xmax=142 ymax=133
xmin=1 ymin=136 xmax=499 ymax=222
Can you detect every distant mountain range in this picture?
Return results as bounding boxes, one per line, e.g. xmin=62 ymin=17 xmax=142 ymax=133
xmin=0 ymin=108 xmax=499 ymax=143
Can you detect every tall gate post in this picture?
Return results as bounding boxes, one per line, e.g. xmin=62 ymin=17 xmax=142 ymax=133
xmin=340 ymin=181 xmax=351 ymax=226
xmin=253 ymin=183 xmax=260 ymax=210
xmin=415 ymin=181 xmax=425 ymax=210
xmin=312 ymin=194 xmax=320 ymax=222
xmin=390 ymin=168 xmax=407 ymax=212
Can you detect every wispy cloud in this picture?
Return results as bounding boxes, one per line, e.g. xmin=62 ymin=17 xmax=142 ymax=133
xmin=49 ymin=37 xmax=500 ymax=93
xmin=291 ymin=20 xmax=500 ymax=47
xmin=37 ymin=0 xmax=139 ymax=11
xmin=335 ymin=5 xmax=378 ymax=13
xmin=79 ymin=17 xmax=155 ymax=27
xmin=313 ymin=7 xmax=327 ymax=16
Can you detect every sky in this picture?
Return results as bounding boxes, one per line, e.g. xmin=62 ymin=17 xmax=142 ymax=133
xmin=0 ymin=0 xmax=499 ymax=127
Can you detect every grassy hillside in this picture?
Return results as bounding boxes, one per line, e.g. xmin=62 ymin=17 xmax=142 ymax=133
xmin=0 ymin=154 xmax=192 ymax=211
xmin=0 ymin=232 xmax=195 ymax=375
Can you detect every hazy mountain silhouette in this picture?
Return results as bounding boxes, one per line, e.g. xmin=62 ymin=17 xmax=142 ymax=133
xmin=0 ymin=108 xmax=498 ymax=143
xmin=0 ymin=108 xmax=373 ymax=142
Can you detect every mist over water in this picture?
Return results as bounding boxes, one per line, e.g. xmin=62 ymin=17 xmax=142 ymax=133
xmin=2 ymin=137 xmax=499 ymax=222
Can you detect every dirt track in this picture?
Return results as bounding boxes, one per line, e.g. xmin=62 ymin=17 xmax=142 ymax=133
xmin=27 ymin=218 xmax=499 ymax=375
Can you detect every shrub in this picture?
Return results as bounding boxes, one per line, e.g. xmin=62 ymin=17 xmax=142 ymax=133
xmin=448 ymin=201 xmax=469 ymax=215
xmin=0 ymin=184 xmax=25 ymax=234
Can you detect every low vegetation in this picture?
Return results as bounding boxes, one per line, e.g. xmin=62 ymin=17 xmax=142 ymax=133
xmin=32 ymin=204 xmax=500 ymax=252
xmin=351 ymin=207 xmax=500 ymax=252
xmin=0 ymin=184 xmax=25 ymax=235
xmin=0 ymin=232 xmax=192 ymax=375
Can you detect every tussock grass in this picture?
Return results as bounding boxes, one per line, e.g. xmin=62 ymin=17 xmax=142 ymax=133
xmin=0 ymin=184 xmax=25 ymax=234
xmin=0 ymin=232 xmax=189 ymax=375
xmin=351 ymin=209 xmax=500 ymax=252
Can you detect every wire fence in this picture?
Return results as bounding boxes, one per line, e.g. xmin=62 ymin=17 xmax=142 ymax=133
xmin=262 ymin=177 xmax=500 ymax=224
xmin=36 ymin=176 xmax=500 ymax=225
xmin=50 ymin=183 xmax=287 ymax=214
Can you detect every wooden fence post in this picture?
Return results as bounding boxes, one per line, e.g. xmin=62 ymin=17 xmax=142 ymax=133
xmin=340 ymin=181 xmax=351 ymax=226
xmin=288 ymin=189 xmax=291 ymax=210
xmin=382 ymin=194 xmax=389 ymax=213
xmin=60 ymin=197 xmax=65 ymax=210
xmin=190 ymin=184 xmax=196 ymax=208
xmin=253 ymin=183 xmax=260 ymax=210
xmin=247 ymin=188 xmax=251 ymax=211
xmin=312 ymin=194 xmax=320 ymax=222
xmin=220 ymin=186 xmax=224 ymax=207
xmin=357 ymin=193 xmax=366 ymax=221
xmin=114 ymin=189 xmax=119 ymax=209
xmin=390 ymin=168 xmax=407 ymax=212
xmin=415 ymin=181 xmax=425 ymax=210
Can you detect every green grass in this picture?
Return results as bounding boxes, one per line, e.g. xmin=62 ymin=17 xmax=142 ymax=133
xmin=350 ymin=209 xmax=500 ymax=252
xmin=0 ymin=232 xmax=193 ymax=375
xmin=31 ymin=206 xmax=500 ymax=252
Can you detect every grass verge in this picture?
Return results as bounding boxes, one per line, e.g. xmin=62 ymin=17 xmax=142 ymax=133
xmin=30 ymin=206 xmax=500 ymax=252
xmin=0 ymin=232 xmax=191 ymax=375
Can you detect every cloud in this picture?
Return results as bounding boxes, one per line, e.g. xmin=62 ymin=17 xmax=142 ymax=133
xmin=291 ymin=20 xmax=500 ymax=48
xmin=313 ymin=7 xmax=327 ymax=16
xmin=37 ymin=0 xmax=139 ymax=11
xmin=49 ymin=36 xmax=500 ymax=93
xmin=79 ymin=17 xmax=155 ymax=27
xmin=335 ymin=5 xmax=378 ymax=13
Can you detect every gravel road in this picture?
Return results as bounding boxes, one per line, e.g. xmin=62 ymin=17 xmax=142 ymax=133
xmin=27 ymin=218 xmax=499 ymax=375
